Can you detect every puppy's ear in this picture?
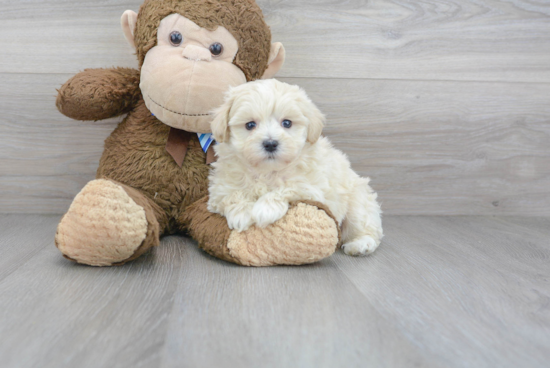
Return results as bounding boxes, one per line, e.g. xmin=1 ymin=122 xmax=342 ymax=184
xmin=305 ymin=99 xmax=326 ymax=144
xmin=210 ymin=93 xmax=235 ymax=143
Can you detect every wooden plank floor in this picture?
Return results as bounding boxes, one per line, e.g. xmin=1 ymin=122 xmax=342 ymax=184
xmin=0 ymin=215 xmax=548 ymax=368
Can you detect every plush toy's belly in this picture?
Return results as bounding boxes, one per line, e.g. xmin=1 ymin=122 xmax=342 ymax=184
xmin=96 ymin=100 xmax=210 ymax=217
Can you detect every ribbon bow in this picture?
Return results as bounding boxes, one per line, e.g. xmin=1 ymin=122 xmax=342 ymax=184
xmin=165 ymin=128 xmax=216 ymax=167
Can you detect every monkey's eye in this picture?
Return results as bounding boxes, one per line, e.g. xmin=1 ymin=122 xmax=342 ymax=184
xmin=209 ymin=43 xmax=224 ymax=56
xmin=245 ymin=122 xmax=257 ymax=131
xmin=170 ymin=31 xmax=183 ymax=46
xmin=282 ymin=120 xmax=293 ymax=129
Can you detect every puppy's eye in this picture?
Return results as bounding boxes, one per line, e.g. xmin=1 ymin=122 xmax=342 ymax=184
xmin=245 ymin=122 xmax=257 ymax=131
xmin=282 ymin=120 xmax=293 ymax=129
xmin=209 ymin=42 xmax=224 ymax=56
xmin=170 ymin=31 xmax=183 ymax=46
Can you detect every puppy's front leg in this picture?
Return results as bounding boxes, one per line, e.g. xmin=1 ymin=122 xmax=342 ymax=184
xmin=209 ymin=191 xmax=256 ymax=232
xmin=252 ymin=192 xmax=289 ymax=228
xmin=225 ymin=202 xmax=255 ymax=232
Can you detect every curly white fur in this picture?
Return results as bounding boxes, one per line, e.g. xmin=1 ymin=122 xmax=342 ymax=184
xmin=208 ymin=79 xmax=383 ymax=256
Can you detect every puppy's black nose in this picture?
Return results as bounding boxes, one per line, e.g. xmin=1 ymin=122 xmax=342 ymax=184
xmin=263 ymin=140 xmax=279 ymax=153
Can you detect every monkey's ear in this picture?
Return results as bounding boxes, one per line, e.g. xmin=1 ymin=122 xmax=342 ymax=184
xmin=305 ymin=100 xmax=326 ymax=144
xmin=121 ymin=10 xmax=138 ymax=51
xmin=261 ymin=43 xmax=286 ymax=80
xmin=210 ymin=95 xmax=234 ymax=143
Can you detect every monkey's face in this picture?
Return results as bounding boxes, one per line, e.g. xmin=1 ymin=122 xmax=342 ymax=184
xmin=140 ymin=14 xmax=247 ymax=133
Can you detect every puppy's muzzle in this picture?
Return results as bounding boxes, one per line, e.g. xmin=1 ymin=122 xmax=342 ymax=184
xmin=263 ymin=140 xmax=279 ymax=153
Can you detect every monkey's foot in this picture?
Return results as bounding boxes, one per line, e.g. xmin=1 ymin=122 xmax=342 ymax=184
xmin=55 ymin=179 xmax=160 ymax=267
xmin=181 ymin=197 xmax=340 ymax=267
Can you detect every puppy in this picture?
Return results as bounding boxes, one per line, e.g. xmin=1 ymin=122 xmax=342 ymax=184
xmin=207 ymin=79 xmax=383 ymax=256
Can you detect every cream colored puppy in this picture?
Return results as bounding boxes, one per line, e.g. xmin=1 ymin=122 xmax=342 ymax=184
xmin=208 ymin=79 xmax=383 ymax=256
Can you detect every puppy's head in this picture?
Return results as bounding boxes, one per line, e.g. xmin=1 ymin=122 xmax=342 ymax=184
xmin=211 ymin=79 xmax=325 ymax=170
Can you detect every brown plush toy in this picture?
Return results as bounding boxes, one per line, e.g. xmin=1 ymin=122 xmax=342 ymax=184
xmin=55 ymin=0 xmax=340 ymax=267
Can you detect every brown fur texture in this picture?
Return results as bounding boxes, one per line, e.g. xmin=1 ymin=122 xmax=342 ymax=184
xmin=97 ymin=99 xmax=210 ymax=235
xmin=56 ymin=68 xmax=141 ymax=121
xmin=112 ymin=181 xmax=166 ymax=265
xmin=134 ymin=0 xmax=271 ymax=81
xmin=179 ymin=196 xmax=244 ymax=265
xmin=54 ymin=0 xmax=339 ymax=267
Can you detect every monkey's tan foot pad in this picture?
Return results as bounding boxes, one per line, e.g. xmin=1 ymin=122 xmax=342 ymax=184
xmin=55 ymin=179 xmax=150 ymax=267
xmin=182 ymin=197 xmax=341 ymax=267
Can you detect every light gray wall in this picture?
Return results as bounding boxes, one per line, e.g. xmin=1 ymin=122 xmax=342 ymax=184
xmin=1 ymin=0 xmax=549 ymax=215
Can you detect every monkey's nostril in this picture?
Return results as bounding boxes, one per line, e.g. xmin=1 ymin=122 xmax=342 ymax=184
xmin=263 ymin=140 xmax=279 ymax=153
xmin=181 ymin=45 xmax=212 ymax=62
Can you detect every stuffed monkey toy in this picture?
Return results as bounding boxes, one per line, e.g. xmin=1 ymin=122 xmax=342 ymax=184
xmin=55 ymin=0 xmax=340 ymax=267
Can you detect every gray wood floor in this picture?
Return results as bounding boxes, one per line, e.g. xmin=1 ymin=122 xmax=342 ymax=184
xmin=0 ymin=215 xmax=548 ymax=368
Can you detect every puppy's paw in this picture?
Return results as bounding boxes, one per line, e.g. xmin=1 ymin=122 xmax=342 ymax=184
xmin=342 ymin=235 xmax=379 ymax=256
xmin=226 ymin=210 xmax=255 ymax=232
xmin=252 ymin=197 xmax=289 ymax=228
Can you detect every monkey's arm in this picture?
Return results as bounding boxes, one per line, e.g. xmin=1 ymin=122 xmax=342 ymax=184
xmin=56 ymin=68 xmax=141 ymax=121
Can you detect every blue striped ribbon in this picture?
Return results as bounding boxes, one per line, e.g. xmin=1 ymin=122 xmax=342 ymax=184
xmin=197 ymin=133 xmax=215 ymax=153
